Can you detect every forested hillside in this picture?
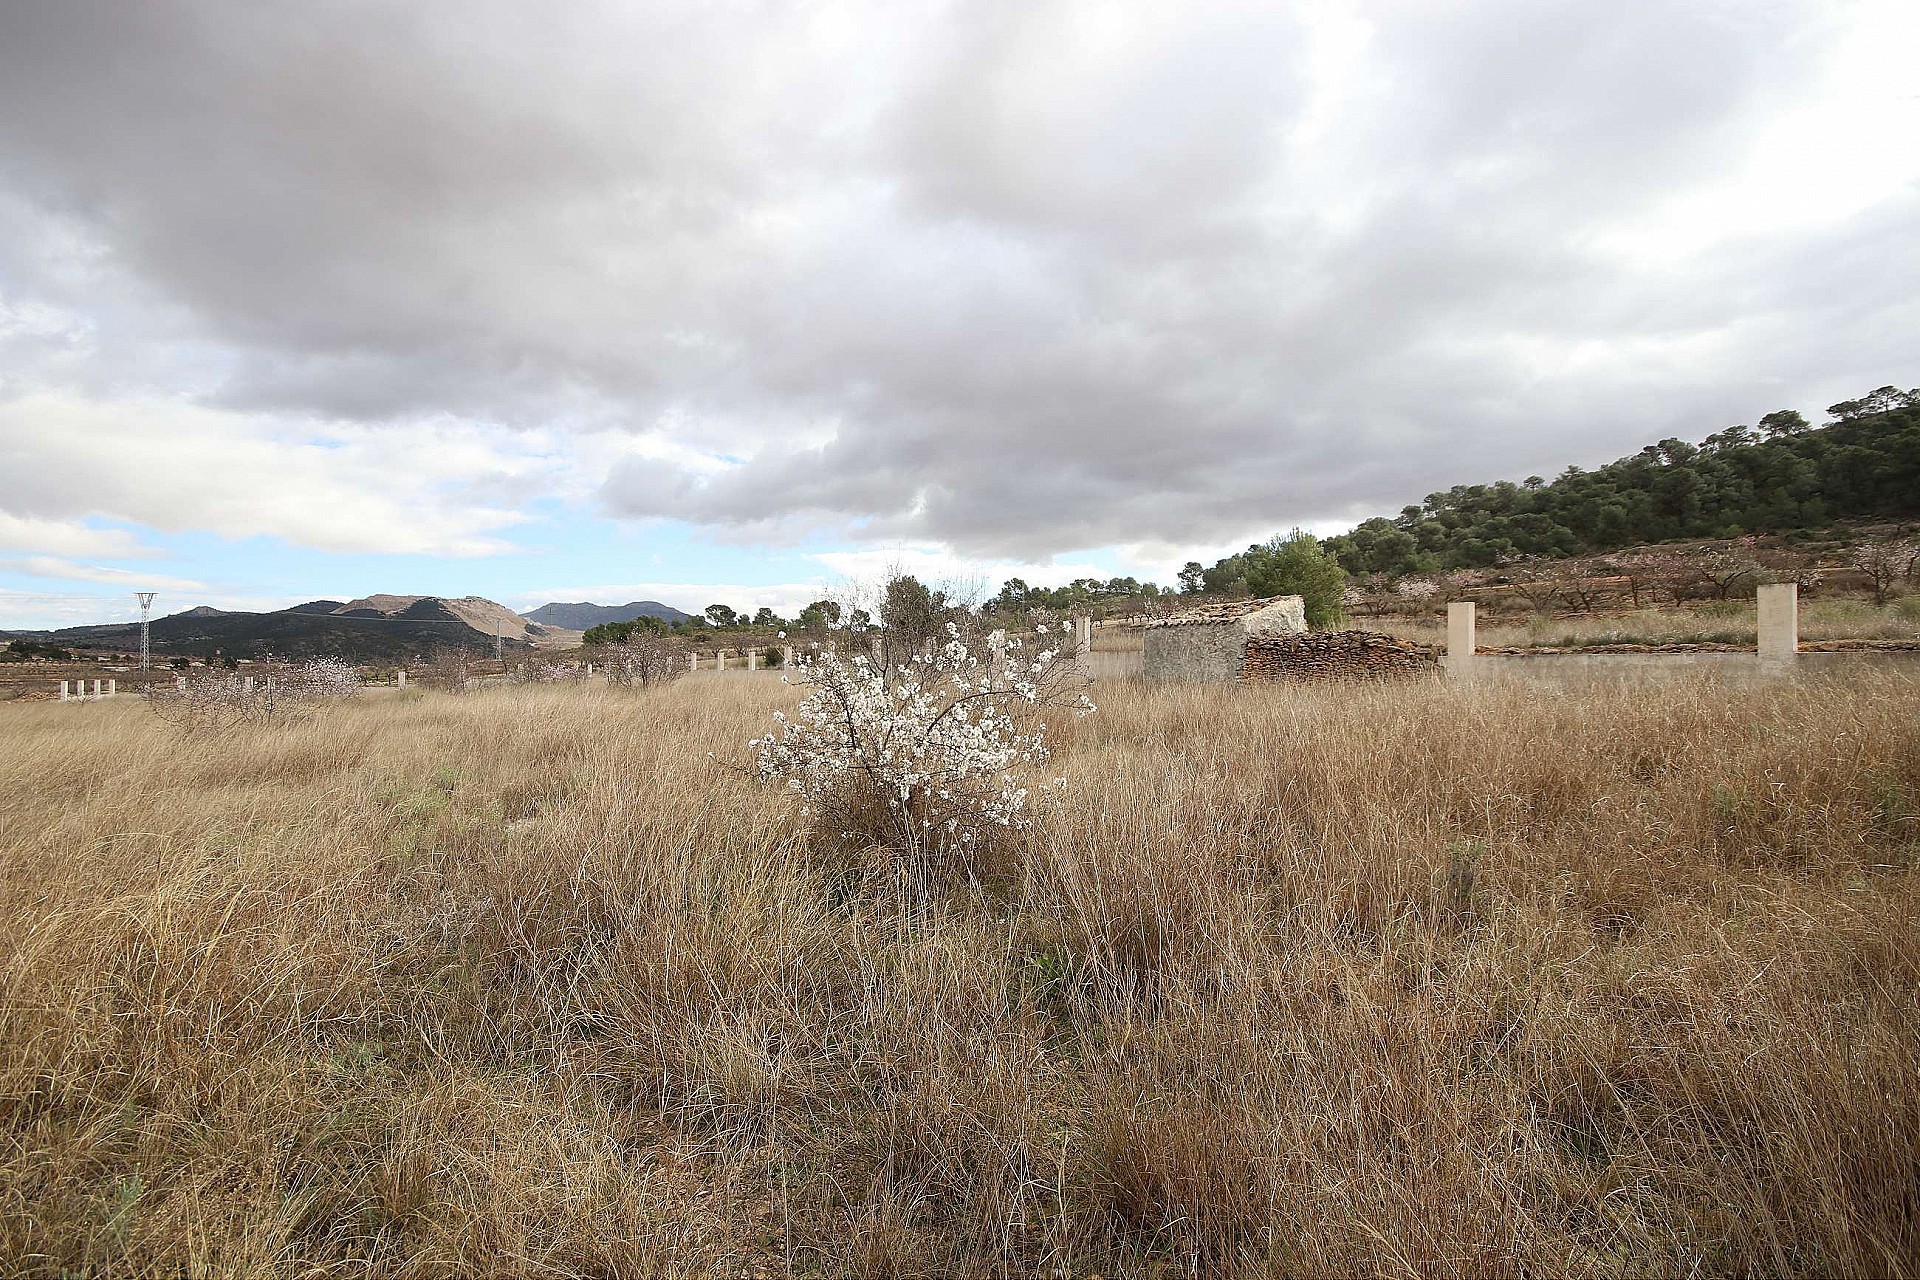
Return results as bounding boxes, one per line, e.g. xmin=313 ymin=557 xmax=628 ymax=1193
xmin=1318 ymin=386 xmax=1920 ymax=577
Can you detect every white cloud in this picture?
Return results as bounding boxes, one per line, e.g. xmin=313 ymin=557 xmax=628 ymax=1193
xmin=0 ymin=392 xmax=548 ymax=556
xmin=0 ymin=0 xmax=1913 ymax=574
xmin=0 ymin=512 xmax=151 ymax=558
xmin=811 ymin=544 xmax=1121 ymax=597
xmin=0 ymin=556 xmax=207 ymax=591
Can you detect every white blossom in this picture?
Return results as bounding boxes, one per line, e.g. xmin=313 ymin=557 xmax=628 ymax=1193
xmin=147 ymin=656 xmax=362 ymax=731
xmin=749 ymin=623 xmax=1096 ymax=868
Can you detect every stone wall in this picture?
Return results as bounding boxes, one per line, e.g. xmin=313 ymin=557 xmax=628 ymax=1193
xmin=1144 ymin=621 xmax=1250 ymax=683
xmin=1241 ymin=631 xmax=1440 ymax=682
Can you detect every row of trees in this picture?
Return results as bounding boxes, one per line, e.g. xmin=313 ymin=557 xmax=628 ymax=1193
xmin=1 ymin=640 xmax=75 ymax=662
xmin=987 ymin=576 xmax=1169 ymax=614
xmin=1317 ymin=388 xmax=1920 ymax=576
xmin=582 ymin=600 xmax=851 ymax=645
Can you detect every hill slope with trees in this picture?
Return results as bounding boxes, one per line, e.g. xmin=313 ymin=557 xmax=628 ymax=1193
xmin=1314 ymin=386 xmax=1919 ymax=577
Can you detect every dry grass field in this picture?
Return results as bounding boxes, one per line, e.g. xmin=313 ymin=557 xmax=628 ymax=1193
xmin=1 ymin=673 xmax=1917 ymax=1277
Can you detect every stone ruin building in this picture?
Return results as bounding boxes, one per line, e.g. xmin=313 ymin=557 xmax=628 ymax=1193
xmin=1143 ymin=596 xmax=1307 ymax=682
xmin=1143 ymin=595 xmax=1441 ymax=684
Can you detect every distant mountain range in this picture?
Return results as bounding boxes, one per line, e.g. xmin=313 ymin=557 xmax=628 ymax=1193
xmin=2 ymin=593 xmax=703 ymax=661
xmin=3 ymin=594 xmax=562 ymax=662
xmin=523 ymin=600 xmax=693 ymax=629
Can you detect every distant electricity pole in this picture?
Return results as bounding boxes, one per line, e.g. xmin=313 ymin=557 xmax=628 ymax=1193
xmin=135 ymin=592 xmax=157 ymax=670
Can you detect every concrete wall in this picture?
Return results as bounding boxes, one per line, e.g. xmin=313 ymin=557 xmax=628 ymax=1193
xmin=1444 ymin=649 xmax=1920 ymax=688
xmin=1441 ymin=597 xmax=1918 ymax=687
xmin=1061 ymin=643 xmax=1920 ymax=688
xmin=1082 ymin=648 xmax=1145 ymax=680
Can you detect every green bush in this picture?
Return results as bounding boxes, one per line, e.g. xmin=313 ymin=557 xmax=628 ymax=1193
xmin=583 ymin=615 xmax=669 ymax=646
xmin=1238 ymin=530 xmax=1349 ymax=628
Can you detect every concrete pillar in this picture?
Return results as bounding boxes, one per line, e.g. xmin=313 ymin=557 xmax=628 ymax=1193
xmin=1075 ymin=616 xmax=1091 ymax=656
xmin=59 ymin=681 xmax=69 ymax=701
xmin=107 ymin=679 xmax=116 ymax=697
xmin=585 ymin=663 xmax=594 ymax=678
xmin=396 ymin=669 xmax=407 ymax=688
xmin=747 ymin=648 xmax=757 ymax=672
xmin=242 ymin=676 xmax=254 ymax=694
xmin=988 ymin=629 xmax=1006 ymax=676
xmin=1446 ymin=602 xmax=1477 ymax=681
xmin=92 ymin=679 xmax=103 ymax=699
xmin=689 ymin=651 xmax=698 ymax=672
xmin=717 ymin=649 xmax=728 ymax=672
xmin=783 ymin=645 xmax=795 ymax=668
xmin=1758 ymin=582 xmax=1798 ymax=666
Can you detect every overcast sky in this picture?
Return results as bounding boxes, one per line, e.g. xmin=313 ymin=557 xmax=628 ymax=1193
xmin=2 ymin=0 xmax=1916 ymax=626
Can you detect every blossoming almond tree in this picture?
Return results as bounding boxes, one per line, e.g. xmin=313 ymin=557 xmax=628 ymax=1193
xmin=751 ymin=620 xmax=1095 ymax=878
xmin=601 ymin=632 xmax=686 ymax=689
xmin=147 ymin=658 xmax=361 ymax=732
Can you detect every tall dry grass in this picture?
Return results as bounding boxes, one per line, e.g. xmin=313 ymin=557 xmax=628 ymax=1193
xmin=1 ymin=673 xmax=1916 ymax=1277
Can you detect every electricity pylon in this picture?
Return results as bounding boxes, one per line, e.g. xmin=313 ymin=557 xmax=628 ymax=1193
xmin=135 ymin=592 xmax=157 ymax=670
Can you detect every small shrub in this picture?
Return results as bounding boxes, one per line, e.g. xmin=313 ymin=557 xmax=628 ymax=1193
xmin=416 ymin=648 xmax=472 ymax=693
xmin=602 ymin=631 xmax=687 ymax=689
xmin=146 ymin=659 xmax=360 ymax=731
xmin=517 ymin=658 xmax=586 ymax=683
xmin=286 ymin=657 xmax=363 ymax=701
xmin=750 ymin=621 xmax=1094 ymax=878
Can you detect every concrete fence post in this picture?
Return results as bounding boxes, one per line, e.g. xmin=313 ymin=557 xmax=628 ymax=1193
xmin=1446 ymin=602 xmax=1477 ymax=681
xmin=718 ymin=649 xmax=728 ymax=672
xmin=989 ymin=628 xmax=1006 ymax=676
xmin=59 ymin=680 xmax=69 ymax=701
xmin=92 ymin=679 xmax=103 ymax=699
xmin=585 ymin=663 xmax=594 ymax=678
xmin=107 ymin=679 xmax=116 ymax=697
xmin=1075 ymin=615 xmax=1091 ymax=656
xmin=747 ymin=648 xmax=758 ymax=672
xmin=396 ymin=669 xmax=407 ymax=689
xmin=242 ymin=676 xmax=254 ymax=694
xmin=689 ymin=651 xmax=698 ymax=672
xmin=1757 ymin=582 xmax=1798 ymax=668
xmin=783 ymin=645 xmax=795 ymax=668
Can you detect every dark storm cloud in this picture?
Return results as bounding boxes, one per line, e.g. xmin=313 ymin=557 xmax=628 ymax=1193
xmin=1 ymin=0 xmax=1914 ymax=558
